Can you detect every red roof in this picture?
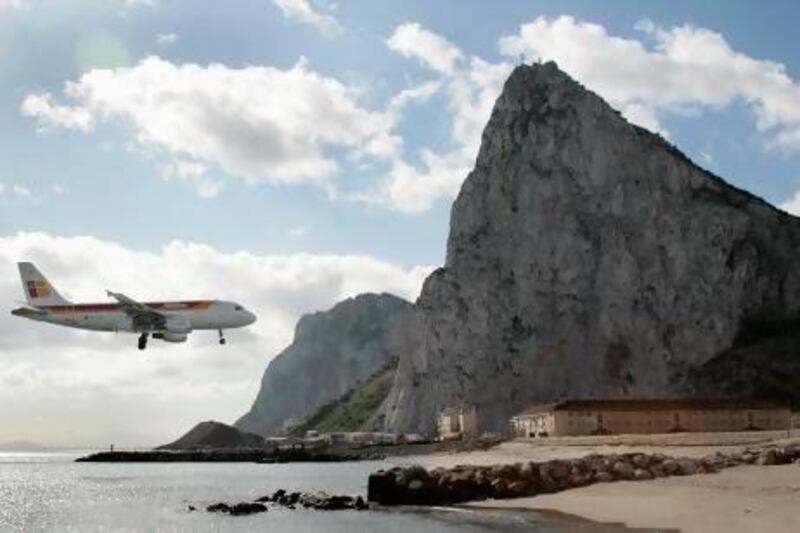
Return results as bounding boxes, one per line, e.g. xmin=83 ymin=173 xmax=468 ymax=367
xmin=516 ymin=398 xmax=790 ymax=416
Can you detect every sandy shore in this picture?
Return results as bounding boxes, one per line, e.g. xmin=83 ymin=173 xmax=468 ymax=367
xmin=388 ymin=434 xmax=800 ymax=532
xmin=474 ymin=465 xmax=800 ymax=533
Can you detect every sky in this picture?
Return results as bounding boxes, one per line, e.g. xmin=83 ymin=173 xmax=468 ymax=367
xmin=1 ymin=0 xmax=799 ymax=447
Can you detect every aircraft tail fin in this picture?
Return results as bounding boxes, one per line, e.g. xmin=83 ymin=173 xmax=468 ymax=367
xmin=18 ymin=262 xmax=71 ymax=307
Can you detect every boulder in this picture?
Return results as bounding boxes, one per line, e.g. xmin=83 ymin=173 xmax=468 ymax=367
xmin=354 ymin=496 xmax=368 ymax=510
xmin=756 ymin=450 xmax=777 ymax=466
xmin=489 ymin=478 xmax=509 ymax=498
xmin=518 ymin=462 xmax=536 ymax=480
xmin=206 ymin=503 xmax=231 ymax=513
xmin=649 ymin=464 xmax=666 ymax=478
xmin=507 ymin=480 xmax=531 ymax=497
xmin=612 ymin=461 xmax=635 ymax=480
xmin=548 ymin=461 xmax=571 ymax=481
xmin=568 ymin=473 xmax=590 ymax=487
xmin=595 ymin=472 xmax=615 ymax=483
xmin=677 ymin=459 xmax=699 ymax=476
xmin=368 ymin=470 xmax=399 ymax=504
xmin=229 ymin=503 xmax=267 ymax=516
xmin=662 ymin=459 xmax=680 ymax=475
xmin=407 ymin=479 xmax=425 ymax=491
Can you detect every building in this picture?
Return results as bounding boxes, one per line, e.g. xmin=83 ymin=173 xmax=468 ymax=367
xmin=437 ymin=405 xmax=479 ymax=440
xmin=321 ymin=432 xmax=399 ymax=445
xmin=510 ymin=399 xmax=792 ymax=438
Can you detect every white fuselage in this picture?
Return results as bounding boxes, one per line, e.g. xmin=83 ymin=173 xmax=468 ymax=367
xmin=12 ymin=300 xmax=256 ymax=333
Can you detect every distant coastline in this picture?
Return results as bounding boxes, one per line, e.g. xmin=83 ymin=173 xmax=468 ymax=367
xmin=0 ymin=442 xmax=48 ymax=452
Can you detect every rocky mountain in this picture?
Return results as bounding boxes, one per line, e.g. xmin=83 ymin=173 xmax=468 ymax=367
xmin=236 ymin=293 xmax=413 ymax=436
xmin=378 ymin=61 xmax=800 ymax=435
xmin=158 ymin=421 xmax=263 ymax=450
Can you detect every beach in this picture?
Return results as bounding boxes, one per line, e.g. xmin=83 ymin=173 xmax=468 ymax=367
xmin=387 ymin=433 xmax=800 ymax=532
xmin=477 ymin=464 xmax=800 ymax=533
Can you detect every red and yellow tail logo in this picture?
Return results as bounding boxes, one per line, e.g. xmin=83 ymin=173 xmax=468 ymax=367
xmin=27 ymin=281 xmax=50 ymax=299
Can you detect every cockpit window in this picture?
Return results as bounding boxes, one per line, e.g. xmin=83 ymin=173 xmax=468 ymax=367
xmin=235 ymin=305 xmax=243 ymax=311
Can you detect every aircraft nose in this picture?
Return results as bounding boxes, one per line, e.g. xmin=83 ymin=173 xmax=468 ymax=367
xmin=245 ymin=310 xmax=257 ymax=325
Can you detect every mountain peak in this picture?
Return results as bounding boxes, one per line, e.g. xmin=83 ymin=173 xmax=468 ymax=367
xmin=379 ymin=61 xmax=800 ymax=435
xmin=236 ymin=293 xmax=413 ymax=436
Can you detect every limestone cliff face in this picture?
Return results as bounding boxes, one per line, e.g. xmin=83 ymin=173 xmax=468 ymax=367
xmin=236 ymin=293 xmax=412 ymax=436
xmin=379 ymin=62 xmax=800 ymax=435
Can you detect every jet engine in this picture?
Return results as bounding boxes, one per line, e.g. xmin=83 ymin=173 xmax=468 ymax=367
xmin=159 ymin=332 xmax=188 ymax=343
xmin=164 ymin=316 xmax=191 ymax=334
xmin=153 ymin=316 xmax=191 ymax=343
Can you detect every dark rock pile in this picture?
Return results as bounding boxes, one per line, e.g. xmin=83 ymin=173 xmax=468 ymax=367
xmin=368 ymin=444 xmax=800 ymax=505
xmin=203 ymin=489 xmax=368 ymax=516
xmin=206 ymin=502 xmax=268 ymax=516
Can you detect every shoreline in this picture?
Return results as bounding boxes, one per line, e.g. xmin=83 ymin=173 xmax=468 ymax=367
xmin=384 ymin=504 xmax=661 ymax=532
xmin=470 ymin=464 xmax=800 ymax=533
xmin=455 ymin=505 xmax=666 ymax=532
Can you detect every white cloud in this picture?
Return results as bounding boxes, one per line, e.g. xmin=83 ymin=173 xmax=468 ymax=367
xmin=362 ymin=24 xmax=511 ymax=213
xmin=271 ymin=0 xmax=342 ymax=37
xmin=0 ymin=183 xmax=35 ymax=200
xmin=12 ymin=184 xmax=31 ymax=198
xmin=699 ymin=151 xmax=715 ymax=167
xmin=21 ymin=56 xmax=392 ymax=195
xmin=387 ymin=22 xmax=463 ymax=75
xmin=499 ymin=15 xmax=800 ymax=146
xmin=779 ymin=190 xmax=800 ymax=216
xmin=156 ymin=32 xmax=177 ymax=46
xmin=0 ymin=232 xmax=432 ymax=446
xmin=158 ymin=160 xmax=222 ymax=198
xmin=52 ymin=184 xmax=66 ymax=195
xmin=20 ymin=93 xmax=93 ymax=132
xmin=0 ymin=0 xmax=23 ymax=9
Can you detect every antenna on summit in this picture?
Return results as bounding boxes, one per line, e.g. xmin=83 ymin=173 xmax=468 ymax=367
xmin=519 ymin=53 xmax=526 ymax=65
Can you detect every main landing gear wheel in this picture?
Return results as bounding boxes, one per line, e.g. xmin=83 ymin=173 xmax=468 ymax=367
xmin=218 ymin=329 xmax=226 ymax=345
xmin=138 ymin=333 xmax=148 ymax=350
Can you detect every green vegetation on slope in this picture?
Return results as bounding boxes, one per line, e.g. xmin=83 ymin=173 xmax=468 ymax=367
xmin=287 ymin=358 xmax=398 ymax=437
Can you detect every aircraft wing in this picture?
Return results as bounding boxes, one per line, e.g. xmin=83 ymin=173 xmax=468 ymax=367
xmin=107 ymin=290 xmax=166 ymax=330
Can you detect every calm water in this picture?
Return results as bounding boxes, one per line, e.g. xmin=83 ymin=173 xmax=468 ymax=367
xmin=0 ymin=452 xmax=624 ymax=532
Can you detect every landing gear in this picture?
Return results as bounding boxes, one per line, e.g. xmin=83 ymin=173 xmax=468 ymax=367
xmin=138 ymin=333 xmax=148 ymax=350
xmin=218 ymin=329 xmax=226 ymax=345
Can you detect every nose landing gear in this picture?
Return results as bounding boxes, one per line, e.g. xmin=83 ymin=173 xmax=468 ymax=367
xmin=218 ymin=329 xmax=226 ymax=345
xmin=138 ymin=333 xmax=148 ymax=350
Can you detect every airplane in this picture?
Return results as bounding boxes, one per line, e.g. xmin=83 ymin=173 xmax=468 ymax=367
xmin=10 ymin=262 xmax=256 ymax=350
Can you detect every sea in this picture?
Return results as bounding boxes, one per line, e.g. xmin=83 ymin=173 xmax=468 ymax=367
xmin=0 ymin=451 xmax=631 ymax=532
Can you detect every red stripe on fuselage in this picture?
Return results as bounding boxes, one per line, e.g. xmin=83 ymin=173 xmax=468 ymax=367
xmin=42 ymin=301 xmax=214 ymax=313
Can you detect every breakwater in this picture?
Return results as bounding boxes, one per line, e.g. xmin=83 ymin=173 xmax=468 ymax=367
xmin=77 ymin=448 xmax=383 ymax=463
xmin=368 ymin=444 xmax=800 ymax=505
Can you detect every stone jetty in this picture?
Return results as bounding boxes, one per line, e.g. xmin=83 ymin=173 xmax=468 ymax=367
xmin=76 ymin=448 xmax=381 ymax=463
xmin=367 ymin=444 xmax=800 ymax=505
